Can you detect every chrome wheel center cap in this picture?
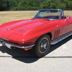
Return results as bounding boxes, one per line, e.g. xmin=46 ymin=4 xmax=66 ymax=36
xmin=41 ymin=43 xmax=47 ymax=49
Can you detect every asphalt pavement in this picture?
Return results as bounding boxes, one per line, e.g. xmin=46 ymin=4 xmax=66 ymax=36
xmin=0 ymin=36 xmax=72 ymax=72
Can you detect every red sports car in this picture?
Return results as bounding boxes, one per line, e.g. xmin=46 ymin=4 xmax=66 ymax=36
xmin=0 ymin=9 xmax=72 ymax=57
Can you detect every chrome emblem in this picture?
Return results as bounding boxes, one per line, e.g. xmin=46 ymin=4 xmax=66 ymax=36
xmin=20 ymin=29 xmax=24 ymax=31
xmin=7 ymin=29 xmax=10 ymax=30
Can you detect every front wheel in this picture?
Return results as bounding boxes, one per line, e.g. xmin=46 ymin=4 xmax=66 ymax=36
xmin=34 ymin=34 xmax=51 ymax=57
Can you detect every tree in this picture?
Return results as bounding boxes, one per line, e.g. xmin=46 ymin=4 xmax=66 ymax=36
xmin=68 ymin=1 xmax=72 ymax=9
xmin=0 ymin=0 xmax=72 ymax=11
xmin=59 ymin=3 xmax=66 ymax=9
xmin=42 ymin=0 xmax=51 ymax=9
xmin=50 ymin=3 xmax=56 ymax=9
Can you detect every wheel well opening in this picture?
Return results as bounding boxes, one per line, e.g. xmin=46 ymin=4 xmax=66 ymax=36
xmin=35 ymin=32 xmax=52 ymax=44
xmin=47 ymin=33 xmax=52 ymax=40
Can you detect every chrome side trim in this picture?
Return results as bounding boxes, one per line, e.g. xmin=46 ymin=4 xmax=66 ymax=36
xmin=5 ymin=43 xmax=35 ymax=50
xmin=51 ymin=32 xmax=72 ymax=45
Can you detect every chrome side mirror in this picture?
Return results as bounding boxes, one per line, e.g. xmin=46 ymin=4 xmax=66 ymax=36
xmin=66 ymin=16 xmax=69 ymax=19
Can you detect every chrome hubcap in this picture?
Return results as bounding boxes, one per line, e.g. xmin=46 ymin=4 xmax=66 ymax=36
xmin=39 ymin=38 xmax=49 ymax=53
xmin=41 ymin=43 xmax=47 ymax=49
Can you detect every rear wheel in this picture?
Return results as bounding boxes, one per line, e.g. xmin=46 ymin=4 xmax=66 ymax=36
xmin=34 ymin=34 xmax=51 ymax=57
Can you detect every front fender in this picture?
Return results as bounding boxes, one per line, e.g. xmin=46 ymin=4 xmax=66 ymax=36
xmin=18 ymin=22 xmax=56 ymax=45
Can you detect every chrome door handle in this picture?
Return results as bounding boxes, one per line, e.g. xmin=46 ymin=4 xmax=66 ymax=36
xmin=57 ymin=25 xmax=59 ymax=27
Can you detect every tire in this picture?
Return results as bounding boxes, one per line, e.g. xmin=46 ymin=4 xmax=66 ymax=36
xmin=34 ymin=34 xmax=51 ymax=57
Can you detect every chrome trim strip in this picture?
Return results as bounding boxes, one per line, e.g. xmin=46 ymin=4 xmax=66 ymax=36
xmin=5 ymin=43 xmax=35 ymax=49
xmin=51 ymin=32 xmax=72 ymax=45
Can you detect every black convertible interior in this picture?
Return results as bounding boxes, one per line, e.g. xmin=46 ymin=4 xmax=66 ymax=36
xmin=36 ymin=15 xmax=67 ymax=20
xmin=44 ymin=16 xmax=66 ymax=19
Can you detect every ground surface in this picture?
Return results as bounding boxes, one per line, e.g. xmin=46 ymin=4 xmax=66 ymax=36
xmin=0 ymin=10 xmax=72 ymax=72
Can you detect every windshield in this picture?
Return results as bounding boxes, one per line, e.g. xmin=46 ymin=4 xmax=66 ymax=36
xmin=34 ymin=10 xmax=61 ymax=20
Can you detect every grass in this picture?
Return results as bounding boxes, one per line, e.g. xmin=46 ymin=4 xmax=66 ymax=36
xmin=0 ymin=11 xmax=38 ymax=24
xmin=0 ymin=10 xmax=72 ymax=24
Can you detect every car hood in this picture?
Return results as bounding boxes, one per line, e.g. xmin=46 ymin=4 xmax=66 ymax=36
xmin=0 ymin=19 xmax=49 ymax=34
xmin=0 ymin=19 xmax=50 ymax=43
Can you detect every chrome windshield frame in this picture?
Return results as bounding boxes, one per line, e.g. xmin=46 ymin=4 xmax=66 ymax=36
xmin=33 ymin=9 xmax=63 ymax=19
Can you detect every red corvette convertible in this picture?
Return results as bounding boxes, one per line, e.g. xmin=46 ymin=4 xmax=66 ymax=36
xmin=0 ymin=9 xmax=72 ymax=57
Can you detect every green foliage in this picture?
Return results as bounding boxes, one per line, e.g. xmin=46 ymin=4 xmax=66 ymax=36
xmin=56 ymin=3 xmax=66 ymax=9
xmin=0 ymin=0 xmax=72 ymax=11
xmin=68 ymin=1 xmax=72 ymax=9
xmin=42 ymin=0 xmax=51 ymax=9
xmin=59 ymin=3 xmax=66 ymax=9
xmin=50 ymin=3 xmax=56 ymax=9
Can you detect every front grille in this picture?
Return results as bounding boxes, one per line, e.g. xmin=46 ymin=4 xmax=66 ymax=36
xmin=0 ymin=38 xmax=22 ymax=46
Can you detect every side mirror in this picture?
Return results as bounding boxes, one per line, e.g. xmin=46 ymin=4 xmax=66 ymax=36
xmin=66 ymin=16 xmax=70 ymax=19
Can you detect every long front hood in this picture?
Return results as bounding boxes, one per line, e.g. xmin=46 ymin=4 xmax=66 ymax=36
xmin=0 ymin=19 xmax=49 ymax=43
xmin=0 ymin=19 xmax=49 ymax=33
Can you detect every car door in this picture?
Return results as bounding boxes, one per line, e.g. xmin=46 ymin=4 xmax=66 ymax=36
xmin=51 ymin=17 xmax=71 ymax=40
xmin=50 ymin=10 xmax=72 ymax=41
xmin=51 ymin=19 xmax=65 ymax=40
xmin=61 ymin=17 xmax=72 ymax=35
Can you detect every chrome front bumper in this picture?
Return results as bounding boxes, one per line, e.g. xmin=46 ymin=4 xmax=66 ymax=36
xmin=5 ymin=43 xmax=35 ymax=50
xmin=0 ymin=40 xmax=35 ymax=51
xmin=0 ymin=38 xmax=35 ymax=50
